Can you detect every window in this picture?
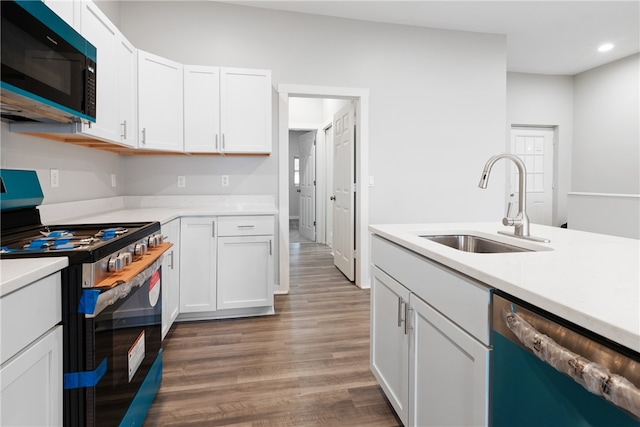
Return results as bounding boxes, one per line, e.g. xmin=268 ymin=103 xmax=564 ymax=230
xmin=293 ymin=156 xmax=300 ymax=187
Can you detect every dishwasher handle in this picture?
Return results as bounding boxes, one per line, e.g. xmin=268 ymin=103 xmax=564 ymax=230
xmin=501 ymin=308 xmax=640 ymax=419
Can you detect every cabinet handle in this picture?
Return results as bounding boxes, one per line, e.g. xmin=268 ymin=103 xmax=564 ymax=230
xmin=121 ymin=120 xmax=127 ymax=139
xmin=222 ymin=133 xmax=226 ymax=150
xmin=141 ymin=128 xmax=146 ymax=144
xmin=405 ymin=306 xmax=413 ymax=335
xmin=215 ymin=134 xmax=219 ymax=151
xmin=212 ymin=221 xmax=216 ymax=238
xmin=169 ymin=250 xmax=174 ymax=269
xmin=397 ymin=297 xmax=404 ymax=327
xmin=269 ymin=239 xmax=272 ymax=256
xmin=237 ymin=225 xmax=255 ymax=229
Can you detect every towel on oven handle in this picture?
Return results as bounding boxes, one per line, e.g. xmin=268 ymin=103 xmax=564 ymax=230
xmin=81 ymin=256 xmax=164 ymax=318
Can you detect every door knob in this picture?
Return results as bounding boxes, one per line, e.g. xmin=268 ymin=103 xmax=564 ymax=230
xmin=330 ymin=196 xmax=336 ymax=201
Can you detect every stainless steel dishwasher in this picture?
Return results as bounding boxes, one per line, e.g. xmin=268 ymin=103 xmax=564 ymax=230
xmin=492 ymin=291 xmax=640 ymax=426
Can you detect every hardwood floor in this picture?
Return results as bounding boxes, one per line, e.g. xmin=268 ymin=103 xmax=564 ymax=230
xmin=143 ymin=242 xmax=401 ymax=426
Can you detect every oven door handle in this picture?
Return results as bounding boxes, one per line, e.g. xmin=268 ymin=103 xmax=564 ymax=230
xmin=501 ymin=309 xmax=640 ymax=419
xmin=88 ymin=257 xmax=164 ymax=317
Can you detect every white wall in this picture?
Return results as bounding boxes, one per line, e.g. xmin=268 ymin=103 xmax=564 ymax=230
xmin=0 ymin=123 xmax=124 ymax=204
xmin=506 ymin=72 xmax=574 ymax=226
xmin=572 ymin=53 xmax=640 ymax=194
xmin=118 ymin=1 xmax=507 ymax=224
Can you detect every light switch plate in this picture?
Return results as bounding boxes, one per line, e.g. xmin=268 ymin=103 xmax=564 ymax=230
xmin=177 ymin=176 xmax=186 ymax=188
xmin=111 ymin=174 xmax=117 ymax=187
xmin=221 ymin=175 xmax=229 ymax=187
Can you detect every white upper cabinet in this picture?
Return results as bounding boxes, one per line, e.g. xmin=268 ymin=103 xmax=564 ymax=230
xmin=115 ymin=34 xmax=137 ymax=148
xmin=220 ymin=68 xmax=272 ymax=154
xmin=184 ymin=67 xmax=272 ymax=154
xmin=138 ymin=50 xmax=184 ymax=152
xmin=77 ymin=0 xmax=137 ymax=147
xmin=79 ymin=0 xmax=119 ymax=142
xmin=43 ymin=0 xmax=78 ymax=29
xmin=183 ymin=66 xmax=221 ymax=153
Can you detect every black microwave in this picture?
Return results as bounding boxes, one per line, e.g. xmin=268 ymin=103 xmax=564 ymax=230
xmin=1 ymin=0 xmax=96 ymax=123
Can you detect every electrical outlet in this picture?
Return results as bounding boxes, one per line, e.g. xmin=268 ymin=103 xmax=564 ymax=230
xmin=50 ymin=169 xmax=59 ymax=188
xmin=221 ymin=175 xmax=229 ymax=187
xmin=111 ymin=174 xmax=117 ymax=188
xmin=177 ymin=176 xmax=186 ymax=188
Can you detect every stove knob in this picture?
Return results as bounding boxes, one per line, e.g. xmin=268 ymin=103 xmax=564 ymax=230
xmin=148 ymin=234 xmax=163 ymax=248
xmin=107 ymin=256 xmax=124 ymax=273
xmin=134 ymin=242 xmax=148 ymax=256
xmin=118 ymin=252 xmax=132 ymax=267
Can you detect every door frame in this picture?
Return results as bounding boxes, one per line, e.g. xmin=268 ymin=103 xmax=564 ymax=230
xmin=277 ymin=84 xmax=370 ymax=293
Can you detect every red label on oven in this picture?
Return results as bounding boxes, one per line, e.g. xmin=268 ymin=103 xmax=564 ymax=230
xmin=149 ymin=270 xmax=160 ymax=307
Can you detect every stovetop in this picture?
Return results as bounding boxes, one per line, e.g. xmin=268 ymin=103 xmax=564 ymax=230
xmin=0 ymin=221 xmax=161 ymax=264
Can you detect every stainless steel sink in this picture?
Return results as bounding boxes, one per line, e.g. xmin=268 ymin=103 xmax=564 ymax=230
xmin=420 ymin=234 xmax=532 ymax=253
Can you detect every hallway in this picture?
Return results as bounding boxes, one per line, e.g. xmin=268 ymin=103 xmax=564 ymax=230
xmin=143 ymin=241 xmax=400 ymax=426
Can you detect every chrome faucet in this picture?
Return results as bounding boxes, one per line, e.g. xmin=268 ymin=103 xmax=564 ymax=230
xmin=478 ymin=153 xmax=550 ymax=242
xmin=478 ymin=153 xmax=530 ymax=237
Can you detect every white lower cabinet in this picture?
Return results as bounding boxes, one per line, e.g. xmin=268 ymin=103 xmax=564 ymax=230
xmin=179 ymin=217 xmax=217 ymax=313
xmin=371 ymin=267 xmax=410 ymax=425
xmin=409 ymin=294 xmax=490 ymax=427
xmin=217 ymin=216 xmax=274 ymax=310
xmin=371 ymin=236 xmax=491 ymax=427
xmin=178 ymin=215 xmax=275 ymax=319
xmin=0 ymin=271 xmax=63 ymax=427
xmin=0 ymin=327 xmax=62 ymax=427
xmin=161 ymin=218 xmax=181 ymax=339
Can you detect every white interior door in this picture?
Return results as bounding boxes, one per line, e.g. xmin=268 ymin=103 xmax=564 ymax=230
xmin=332 ymin=102 xmax=356 ymax=281
xmin=325 ymin=125 xmax=334 ymax=249
xmin=299 ymin=131 xmax=316 ymax=241
xmin=510 ymin=127 xmax=555 ymax=225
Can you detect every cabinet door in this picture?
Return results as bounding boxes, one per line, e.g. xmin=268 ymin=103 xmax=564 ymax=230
xmin=43 ymin=0 xmax=78 ymax=29
xmin=79 ymin=0 xmax=119 ymax=142
xmin=409 ymin=294 xmax=490 ymax=427
xmin=184 ymin=65 xmax=220 ymax=153
xmin=138 ymin=50 xmax=184 ymax=152
xmin=161 ymin=219 xmax=180 ymax=339
xmin=179 ymin=217 xmax=216 ymax=313
xmin=220 ymin=68 xmax=271 ymax=153
xmin=217 ymin=235 xmax=273 ymax=309
xmin=370 ymin=267 xmax=410 ymax=426
xmin=0 ymin=326 xmax=62 ymax=427
xmin=116 ymin=33 xmax=137 ymax=148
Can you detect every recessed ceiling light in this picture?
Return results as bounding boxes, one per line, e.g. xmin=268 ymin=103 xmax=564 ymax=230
xmin=598 ymin=43 xmax=614 ymax=52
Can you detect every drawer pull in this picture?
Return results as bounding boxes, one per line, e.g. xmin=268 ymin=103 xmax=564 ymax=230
xmin=237 ymin=225 xmax=256 ymax=228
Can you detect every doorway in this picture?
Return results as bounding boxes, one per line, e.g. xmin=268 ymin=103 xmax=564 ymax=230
xmin=277 ymin=85 xmax=370 ymax=293
xmin=509 ymin=126 xmax=556 ymax=226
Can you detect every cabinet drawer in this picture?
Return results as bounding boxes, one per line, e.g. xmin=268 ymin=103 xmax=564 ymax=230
xmin=372 ymin=235 xmax=492 ymax=345
xmin=1 ymin=273 xmax=62 ymax=365
xmin=217 ymin=215 xmax=274 ymax=236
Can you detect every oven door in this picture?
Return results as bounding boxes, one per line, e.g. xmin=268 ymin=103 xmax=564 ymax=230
xmin=88 ymin=263 xmax=162 ymax=427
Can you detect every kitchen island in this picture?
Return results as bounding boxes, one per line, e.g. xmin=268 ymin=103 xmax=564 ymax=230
xmin=369 ymin=222 xmax=639 ymax=426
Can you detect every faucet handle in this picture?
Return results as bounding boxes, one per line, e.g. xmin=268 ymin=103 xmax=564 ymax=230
xmin=503 ymin=202 xmax=520 ymax=226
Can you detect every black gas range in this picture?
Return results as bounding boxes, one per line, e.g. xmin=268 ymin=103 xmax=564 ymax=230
xmin=0 ymin=169 xmax=166 ymax=427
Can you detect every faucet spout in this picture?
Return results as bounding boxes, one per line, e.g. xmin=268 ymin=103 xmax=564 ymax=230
xmin=478 ymin=153 xmax=530 ymax=237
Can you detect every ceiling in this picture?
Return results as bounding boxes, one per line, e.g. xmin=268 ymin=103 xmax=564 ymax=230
xmin=227 ymin=1 xmax=640 ymax=75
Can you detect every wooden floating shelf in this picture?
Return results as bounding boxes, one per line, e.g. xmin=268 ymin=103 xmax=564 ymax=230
xmin=22 ymin=132 xmax=270 ymax=156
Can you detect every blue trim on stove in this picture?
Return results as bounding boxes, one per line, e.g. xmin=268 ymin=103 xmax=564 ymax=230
xmin=119 ymin=350 xmax=163 ymax=427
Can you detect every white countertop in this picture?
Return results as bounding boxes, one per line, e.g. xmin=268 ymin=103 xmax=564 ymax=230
xmin=0 ymin=257 xmax=68 ymax=297
xmin=60 ymin=205 xmax=278 ymax=226
xmin=369 ymin=222 xmax=640 ymax=353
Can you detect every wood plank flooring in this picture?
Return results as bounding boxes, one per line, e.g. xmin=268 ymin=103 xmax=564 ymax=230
xmin=143 ymin=242 xmax=401 ymax=426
